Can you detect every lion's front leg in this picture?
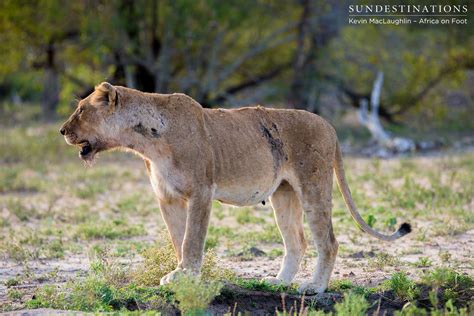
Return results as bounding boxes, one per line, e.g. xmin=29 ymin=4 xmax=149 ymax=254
xmin=160 ymin=189 xmax=212 ymax=285
xmin=158 ymin=197 xmax=187 ymax=262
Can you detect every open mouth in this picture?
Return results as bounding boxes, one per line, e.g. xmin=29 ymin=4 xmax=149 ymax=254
xmin=79 ymin=141 xmax=94 ymax=159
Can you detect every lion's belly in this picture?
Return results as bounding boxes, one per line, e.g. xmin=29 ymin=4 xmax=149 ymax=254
xmin=213 ymin=179 xmax=282 ymax=206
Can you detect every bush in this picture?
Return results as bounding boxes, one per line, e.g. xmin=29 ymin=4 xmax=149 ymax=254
xmin=169 ymin=275 xmax=223 ymax=315
xmin=134 ymin=242 xmax=234 ymax=286
xmin=334 ymin=292 xmax=370 ymax=316
xmin=385 ymin=272 xmax=419 ymax=301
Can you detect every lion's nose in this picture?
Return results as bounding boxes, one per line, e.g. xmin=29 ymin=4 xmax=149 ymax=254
xmin=60 ymin=127 xmax=66 ymax=135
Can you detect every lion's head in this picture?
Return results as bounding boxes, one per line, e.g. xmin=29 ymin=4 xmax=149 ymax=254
xmin=60 ymin=82 xmax=122 ymax=162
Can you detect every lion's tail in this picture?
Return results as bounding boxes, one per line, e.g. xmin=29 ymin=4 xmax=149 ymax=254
xmin=333 ymin=141 xmax=411 ymax=241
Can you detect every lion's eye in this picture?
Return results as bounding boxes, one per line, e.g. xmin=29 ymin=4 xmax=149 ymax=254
xmin=78 ymin=108 xmax=84 ymax=115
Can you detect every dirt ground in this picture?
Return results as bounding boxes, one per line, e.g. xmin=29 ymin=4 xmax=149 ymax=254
xmin=1 ymin=227 xmax=472 ymax=305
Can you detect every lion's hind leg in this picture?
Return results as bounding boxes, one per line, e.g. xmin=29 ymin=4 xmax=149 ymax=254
xmin=298 ymin=170 xmax=338 ymax=294
xmin=263 ymin=181 xmax=307 ymax=286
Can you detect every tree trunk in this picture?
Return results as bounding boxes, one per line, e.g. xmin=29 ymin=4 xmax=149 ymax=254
xmin=288 ymin=0 xmax=310 ymax=110
xmin=358 ymin=71 xmax=415 ymax=154
xmin=41 ymin=42 xmax=59 ymax=119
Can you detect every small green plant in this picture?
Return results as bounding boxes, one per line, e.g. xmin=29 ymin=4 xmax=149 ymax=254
xmin=415 ymin=257 xmax=432 ymax=268
xmin=268 ymin=248 xmax=284 ymax=258
xmin=0 ymin=240 xmax=32 ymax=262
xmin=421 ymin=268 xmax=473 ymax=289
xmin=421 ymin=268 xmax=473 ymax=303
xmin=168 ymin=275 xmax=222 ymax=315
xmin=329 ymin=279 xmax=353 ymax=292
xmin=365 ymin=214 xmax=376 ymax=228
xmin=5 ymin=277 xmax=20 ymax=287
xmin=395 ymin=299 xmax=469 ymax=316
xmin=133 ymin=242 xmax=177 ymax=286
xmin=7 ymin=289 xmax=23 ymax=300
xmin=75 ymin=182 xmax=105 ymax=199
xmin=385 ymin=217 xmax=397 ymax=230
xmin=235 ymin=208 xmax=264 ymax=224
xmin=368 ymin=252 xmax=400 ymax=270
xmin=7 ymin=199 xmax=38 ymax=221
xmin=75 ymin=220 xmax=145 ymax=240
xmin=27 ymin=255 xmax=165 ymax=312
xmin=235 ymin=278 xmax=297 ymax=294
xmin=384 ymin=272 xmax=419 ymax=301
xmin=205 ymin=235 xmax=219 ymax=250
xmin=134 ymin=242 xmax=234 ymax=286
xmin=248 ymin=224 xmax=282 ymax=243
xmin=438 ymin=251 xmax=452 ymax=263
xmin=214 ymin=209 xmax=225 ymax=220
xmin=333 ymin=292 xmax=370 ymax=316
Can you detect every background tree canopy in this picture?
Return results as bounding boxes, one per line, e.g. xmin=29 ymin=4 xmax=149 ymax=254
xmin=0 ymin=0 xmax=473 ymax=128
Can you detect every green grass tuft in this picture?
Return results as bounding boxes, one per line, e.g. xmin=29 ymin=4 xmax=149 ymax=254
xmin=75 ymin=220 xmax=145 ymax=240
xmin=384 ymin=272 xmax=419 ymax=301
xmin=168 ymin=275 xmax=223 ymax=315
xmin=333 ymin=292 xmax=370 ymax=316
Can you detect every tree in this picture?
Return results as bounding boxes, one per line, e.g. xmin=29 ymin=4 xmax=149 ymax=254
xmin=0 ymin=1 xmax=86 ymax=118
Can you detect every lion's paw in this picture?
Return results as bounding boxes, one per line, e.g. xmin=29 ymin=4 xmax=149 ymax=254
xmin=298 ymin=282 xmax=326 ymax=295
xmin=160 ymin=268 xmax=184 ymax=285
xmin=262 ymin=276 xmax=288 ymax=286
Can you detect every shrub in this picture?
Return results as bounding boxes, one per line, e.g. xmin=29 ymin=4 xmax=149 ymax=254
xmin=385 ymin=272 xmax=419 ymax=301
xmin=134 ymin=242 xmax=235 ymax=286
xmin=334 ymin=292 xmax=369 ymax=316
xmin=168 ymin=275 xmax=222 ymax=315
xmin=421 ymin=268 xmax=473 ymax=302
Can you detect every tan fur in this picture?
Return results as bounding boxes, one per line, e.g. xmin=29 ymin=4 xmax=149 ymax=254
xmin=60 ymin=82 xmax=409 ymax=294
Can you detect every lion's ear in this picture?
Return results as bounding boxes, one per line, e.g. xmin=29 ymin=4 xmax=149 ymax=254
xmin=92 ymin=82 xmax=117 ymax=110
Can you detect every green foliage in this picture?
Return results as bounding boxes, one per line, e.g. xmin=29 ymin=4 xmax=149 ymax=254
xmin=329 ymin=279 xmax=375 ymax=298
xmin=235 ymin=208 xmax=265 ymax=224
xmin=422 ymin=268 xmax=472 ymax=289
xmin=2 ymin=0 xmax=471 ymax=127
xmin=7 ymin=288 xmax=23 ymax=300
xmin=333 ymin=292 xmax=370 ymax=316
xmin=0 ymin=125 xmax=74 ymax=165
xmin=5 ymin=277 xmax=20 ymax=287
xmin=0 ymin=229 xmax=65 ymax=262
xmin=5 ymin=198 xmax=38 ymax=221
xmin=368 ymin=252 xmax=400 ymax=270
xmin=414 ymin=257 xmax=432 ymax=268
xmin=421 ymin=268 xmax=473 ymax=303
xmin=329 ymin=279 xmax=354 ymax=292
xmin=234 ymin=278 xmax=296 ymax=294
xmin=385 ymin=217 xmax=397 ymax=230
xmin=168 ymin=275 xmax=223 ymax=315
xmin=133 ymin=242 xmax=178 ymax=286
xmin=204 ymin=234 xmax=219 ymax=250
xmin=133 ymin=241 xmax=234 ymax=287
xmin=248 ymin=224 xmax=282 ymax=244
xmin=27 ymin=255 xmax=170 ymax=312
xmin=74 ymin=183 xmax=106 ymax=199
xmin=267 ymin=248 xmax=284 ymax=258
xmin=395 ymin=299 xmax=470 ymax=316
xmin=365 ymin=214 xmax=376 ymax=228
xmin=384 ymin=272 xmax=419 ymax=301
xmin=75 ymin=220 xmax=145 ymax=240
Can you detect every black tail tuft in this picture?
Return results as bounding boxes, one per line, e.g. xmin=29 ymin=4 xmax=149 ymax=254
xmin=398 ymin=222 xmax=412 ymax=236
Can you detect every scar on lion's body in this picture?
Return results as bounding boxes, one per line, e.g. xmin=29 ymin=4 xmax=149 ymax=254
xmin=133 ymin=123 xmax=161 ymax=138
xmin=260 ymin=123 xmax=286 ymax=171
xmin=133 ymin=122 xmax=147 ymax=136
xmin=151 ymin=128 xmax=160 ymax=138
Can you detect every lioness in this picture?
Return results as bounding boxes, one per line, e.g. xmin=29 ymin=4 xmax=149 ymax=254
xmin=60 ymin=82 xmax=411 ymax=294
